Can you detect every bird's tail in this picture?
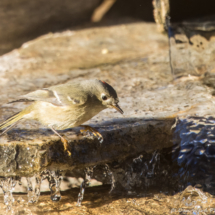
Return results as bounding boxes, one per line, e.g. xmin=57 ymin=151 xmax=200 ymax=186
xmin=0 ymin=111 xmax=27 ymax=135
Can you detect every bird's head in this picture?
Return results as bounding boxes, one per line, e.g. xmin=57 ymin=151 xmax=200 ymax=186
xmin=91 ymin=80 xmax=123 ymax=114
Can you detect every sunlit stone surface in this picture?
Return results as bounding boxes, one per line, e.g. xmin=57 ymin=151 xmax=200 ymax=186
xmin=1 ymin=22 xmax=215 ymax=214
xmin=0 ymin=22 xmax=174 ymax=177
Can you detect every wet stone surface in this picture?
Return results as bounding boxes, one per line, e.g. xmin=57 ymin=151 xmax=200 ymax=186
xmin=1 ymin=178 xmax=215 ymax=215
xmin=172 ymin=116 xmax=215 ymax=195
xmin=0 ymin=72 xmax=215 ymax=177
xmin=1 ymin=22 xmax=215 ymax=214
xmin=0 ymin=22 xmax=175 ymax=177
xmin=0 ymin=118 xmax=174 ymax=177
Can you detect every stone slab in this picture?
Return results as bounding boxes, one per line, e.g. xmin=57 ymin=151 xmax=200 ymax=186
xmin=0 ymin=22 xmax=215 ymax=177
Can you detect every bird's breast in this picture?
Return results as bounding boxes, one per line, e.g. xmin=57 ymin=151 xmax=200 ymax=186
xmin=71 ymin=104 xmax=105 ymax=127
xmin=29 ymin=101 xmax=105 ymax=130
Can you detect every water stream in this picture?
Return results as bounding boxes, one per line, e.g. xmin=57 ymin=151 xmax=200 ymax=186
xmin=1 ymin=117 xmax=215 ymax=214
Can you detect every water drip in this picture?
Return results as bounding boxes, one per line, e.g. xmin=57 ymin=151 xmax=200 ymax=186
xmin=0 ymin=177 xmax=16 ymax=211
xmin=27 ymin=174 xmax=41 ymax=203
xmin=77 ymin=167 xmax=94 ymax=206
xmin=41 ymin=170 xmax=62 ymax=202
xmin=49 ymin=171 xmax=61 ymax=201
xmin=145 ymin=150 xmax=160 ymax=178
xmin=105 ymin=164 xmax=115 ymax=193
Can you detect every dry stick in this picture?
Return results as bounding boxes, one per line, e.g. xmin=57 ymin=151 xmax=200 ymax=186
xmin=91 ymin=0 xmax=116 ymax=22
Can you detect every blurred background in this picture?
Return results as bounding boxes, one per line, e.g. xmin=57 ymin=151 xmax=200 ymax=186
xmin=0 ymin=0 xmax=154 ymax=55
xmin=1 ymin=0 xmax=215 ymax=214
xmin=1 ymin=0 xmax=215 ymax=55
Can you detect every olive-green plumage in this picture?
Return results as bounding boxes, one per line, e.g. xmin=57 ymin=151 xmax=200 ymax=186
xmin=0 ymin=111 xmax=25 ymax=130
xmin=0 ymin=79 xmax=123 ymax=137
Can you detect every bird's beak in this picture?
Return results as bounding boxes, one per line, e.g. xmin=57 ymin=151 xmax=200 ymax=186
xmin=111 ymin=104 xmax=124 ymax=114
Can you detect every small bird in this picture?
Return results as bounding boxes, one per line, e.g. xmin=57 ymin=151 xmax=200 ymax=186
xmin=0 ymin=79 xmax=123 ymax=155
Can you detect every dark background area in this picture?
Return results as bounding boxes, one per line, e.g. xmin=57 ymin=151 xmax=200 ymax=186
xmin=1 ymin=0 xmax=215 ymax=55
xmin=169 ymin=0 xmax=215 ymax=22
xmin=0 ymin=0 xmax=154 ymax=55
xmin=105 ymin=0 xmax=154 ymax=22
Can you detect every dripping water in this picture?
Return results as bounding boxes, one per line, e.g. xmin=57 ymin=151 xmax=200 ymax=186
xmin=77 ymin=167 xmax=94 ymax=206
xmin=0 ymin=177 xmax=16 ymax=211
xmin=105 ymin=164 xmax=115 ymax=193
xmin=49 ymin=171 xmax=62 ymax=201
xmin=41 ymin=170 xmax=62 ymax=202
xmin=27 ymin=174 xmax=41 ymax=203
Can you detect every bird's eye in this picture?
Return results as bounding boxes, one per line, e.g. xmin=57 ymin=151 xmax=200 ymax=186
xmin=102 ymin=95 xmax=108 ymax=100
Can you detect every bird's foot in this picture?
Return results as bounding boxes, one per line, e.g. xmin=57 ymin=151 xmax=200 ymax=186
xmin=60 ymin=137 xmax=71 ymax=156
xmin=80 ymin=125 xmax=103 ymax=143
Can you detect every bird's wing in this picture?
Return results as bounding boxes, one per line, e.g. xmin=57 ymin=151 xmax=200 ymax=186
xmin=12 ymin=83 xmax=88 ymax=106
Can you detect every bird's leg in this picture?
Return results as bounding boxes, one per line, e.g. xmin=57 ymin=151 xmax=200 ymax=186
xmin=49 ymin=126 xmax=71 ymax=156
xmin=80 ymin=125 xmax=103 ymax=143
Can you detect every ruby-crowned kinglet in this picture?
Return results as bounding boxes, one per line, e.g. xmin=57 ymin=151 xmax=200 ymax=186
xmin=0 ymin=79 xmax=123 ymax=155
